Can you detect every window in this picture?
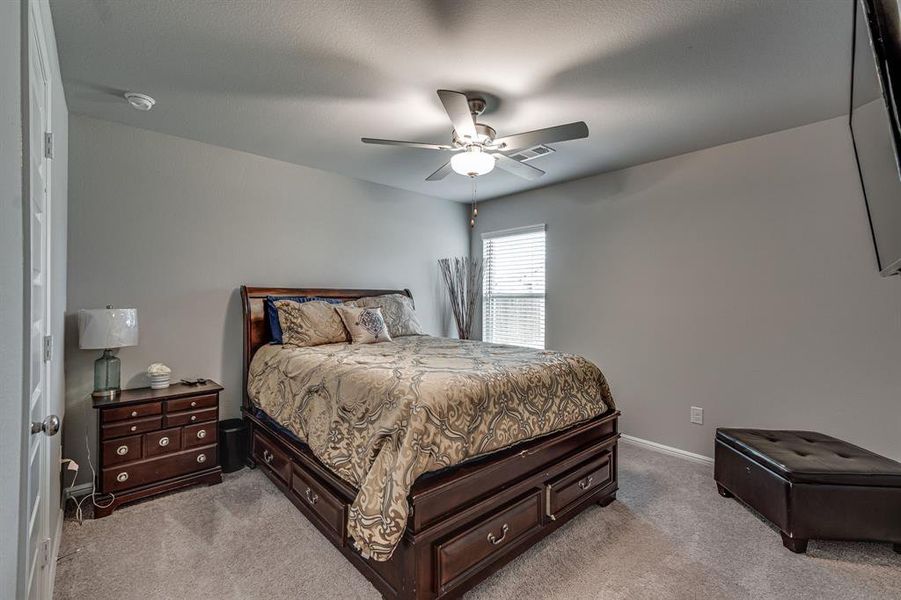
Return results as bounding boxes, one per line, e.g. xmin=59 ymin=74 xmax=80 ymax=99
xmin=482 ymin=225 xmax=546 ymax=349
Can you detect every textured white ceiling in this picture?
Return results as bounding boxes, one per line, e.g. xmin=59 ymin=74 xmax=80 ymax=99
xmin=50 ymin=0 xmax=854 ymax=202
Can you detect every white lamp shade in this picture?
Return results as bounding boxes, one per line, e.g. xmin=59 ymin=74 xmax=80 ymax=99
xmin=78 ymin=308 xmax=139 ymax=349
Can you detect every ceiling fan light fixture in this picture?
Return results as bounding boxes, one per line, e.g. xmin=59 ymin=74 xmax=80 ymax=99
xmin=451 ymin=148 xmax=495 ymax=177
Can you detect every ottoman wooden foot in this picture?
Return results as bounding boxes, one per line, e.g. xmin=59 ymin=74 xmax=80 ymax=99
xmin=716 ymin=483 xmax=732 ymax=498
xmin=781 ymin=532 xmax=808 ymax=554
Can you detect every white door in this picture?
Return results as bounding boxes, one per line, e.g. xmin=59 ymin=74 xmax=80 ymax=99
xmin=23 ymin=2 xmax=59 ymax=598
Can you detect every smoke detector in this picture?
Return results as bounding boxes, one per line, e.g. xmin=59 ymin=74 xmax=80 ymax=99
xmin=124 ymin=92 xmax=156 ymax=111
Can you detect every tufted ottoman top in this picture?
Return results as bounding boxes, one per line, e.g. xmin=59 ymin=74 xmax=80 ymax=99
xmin=716 ymin=429 xmax=901 ymax=487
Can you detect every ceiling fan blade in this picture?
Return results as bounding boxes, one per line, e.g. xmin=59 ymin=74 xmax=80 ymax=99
xmin=494 ymin=121 xmax=589 ymax=152
xmin=436 ymin=90 xmax=478 ymax=142
xmin=494 ymin=154 xmax=545 ymax=180
xmin=426 ymin=161 xmax=453 ymax=181
xmin=361 ymin=138 xmax=452 ymax=151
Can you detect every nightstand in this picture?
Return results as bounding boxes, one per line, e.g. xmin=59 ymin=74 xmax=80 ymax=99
xmin=91 ymin=381 xmax=223 ymax=517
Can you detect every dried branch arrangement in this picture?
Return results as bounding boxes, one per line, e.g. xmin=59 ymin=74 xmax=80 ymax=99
xmin=438 ymin=256 xmax=483 ymax=340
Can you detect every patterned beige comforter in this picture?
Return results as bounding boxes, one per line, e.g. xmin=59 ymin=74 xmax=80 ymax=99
xmin=247 ymin=336 xmax=614 ymax=561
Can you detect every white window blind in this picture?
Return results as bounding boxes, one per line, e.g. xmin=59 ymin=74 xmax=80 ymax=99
xmin=482 ymin=225 xmax=546 ymax=349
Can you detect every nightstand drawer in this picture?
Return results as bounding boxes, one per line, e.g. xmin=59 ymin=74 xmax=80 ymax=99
xmin=102 ymin=444 xmax=217 ymax=493
xmin=164 ymin=407 xmax=217 ymax=427
xmin=101 ymin=435 xmax=143 ymax=466
xmin=144 ymin=427 xmax=183 ymax=458
xmin=184 ymin=422 xmax=217 ymax=448
xmin=101 ymin=402 xmax=162 ymax=423
xmin=166 ymin=393 xmax=218 ymax=413
xmin=101 ymin=416 xmax=162 ymax=440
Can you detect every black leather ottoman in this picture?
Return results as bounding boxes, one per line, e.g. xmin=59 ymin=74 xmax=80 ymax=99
xmin=714 ymin=428 xmax=901 ymax=553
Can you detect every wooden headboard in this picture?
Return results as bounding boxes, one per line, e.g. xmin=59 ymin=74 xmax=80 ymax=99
xmin=239 ymin=286 xmax=413 ymax=411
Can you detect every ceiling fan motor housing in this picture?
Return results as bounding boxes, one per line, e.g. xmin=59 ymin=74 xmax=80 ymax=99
xmin=454 ymin=123 xmax=496 ymax=146
xmin=467 ymin=96 xmax=487 ymax=116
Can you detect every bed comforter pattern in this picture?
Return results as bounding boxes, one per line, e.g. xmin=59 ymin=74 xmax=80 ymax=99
xmin=247 ymin=336 xmax=613 ymax=561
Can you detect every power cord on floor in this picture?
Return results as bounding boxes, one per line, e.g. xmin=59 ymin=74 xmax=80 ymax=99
xmin=64 ymin=399 xmax=115 ymax=524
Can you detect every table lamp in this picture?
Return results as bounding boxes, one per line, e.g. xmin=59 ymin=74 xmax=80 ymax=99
xmin=78 ymin=306 xmax=139 ymax=399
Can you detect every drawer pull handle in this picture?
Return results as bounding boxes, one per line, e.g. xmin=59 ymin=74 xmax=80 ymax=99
xmin=305 ymin=488 xmax=318 ymax=505
xmin=262 ymin=449 xmax=273 ymax=464
xmin=130 ymin=410 xmax=138 ymax=417
xmin=197 ymin=429 xmax=207 ymax=439
xmin=190 ymin=415 xmax=197 ymax=422
xmin=487 ymin=524 xmax=509 ymax=545
xmin=116 ymin=472 xmax=129 ymax=483
xmin=197 ymin=453 xmax=207 ymax=463
xmin=579 ymin=476 xmax=594 ymax=491
xmin=158 ymin=436 xmax=170 ymax=447
xmin=116 ymin=445 xmax=129 ymax=456
xmin=190 ymin=401 xmax=197 ymax=407
xmin=130 ymin=425 xmax=137 ymax=432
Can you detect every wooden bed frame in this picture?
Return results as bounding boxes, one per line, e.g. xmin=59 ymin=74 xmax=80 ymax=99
xmin=240 ymin=286 xmax=620 ymax=599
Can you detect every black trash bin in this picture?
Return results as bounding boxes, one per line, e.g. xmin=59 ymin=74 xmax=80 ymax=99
xmin=219 ymin=418 xmax=249 ymax=473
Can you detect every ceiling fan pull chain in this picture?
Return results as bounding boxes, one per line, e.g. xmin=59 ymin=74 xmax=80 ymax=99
xmin=470 ymin=178 xmax=478 ymax=228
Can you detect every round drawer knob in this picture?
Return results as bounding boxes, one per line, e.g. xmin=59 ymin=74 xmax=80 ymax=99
xmin=116 ymin=472 xmax=129 ymax=483
xmin=130 ymin=425 xmax=137 ymax=432
xmin=116 ymin=445 xmax=129 ymax=456
xmin=196 ymin=454 xmax=206 ymax=464
xmin=190 ymin=401 xmax=197 ymax=407
xmin=130 ymin=410 xmax=138 ymax=417
xmin=190 ymin=415 xmax=197 ymax=422
xmin=158 ymin=436 xmax=170 ymax=447
xmin=196 ymin=429 xmax=207 ymax=439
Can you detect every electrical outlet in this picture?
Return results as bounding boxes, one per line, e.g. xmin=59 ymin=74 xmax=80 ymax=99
xmin=690 ymin=406 xmax=703 ymax=425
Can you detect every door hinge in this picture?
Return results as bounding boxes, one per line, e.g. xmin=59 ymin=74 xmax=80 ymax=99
xmin=44 ymin=132 xmax=53 ymax=159
xmin=39 ymin=538 xmax=50 ymax=568
xmin=43 ymin=335 xmax=53 ymax=362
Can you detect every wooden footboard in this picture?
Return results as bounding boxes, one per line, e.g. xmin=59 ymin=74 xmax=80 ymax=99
xmin=244 ymin=407 xmax=619 ymax=599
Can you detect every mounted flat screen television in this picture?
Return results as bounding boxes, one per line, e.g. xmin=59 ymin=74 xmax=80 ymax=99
xmin=851 ymin=0 xmax=901 ymax=276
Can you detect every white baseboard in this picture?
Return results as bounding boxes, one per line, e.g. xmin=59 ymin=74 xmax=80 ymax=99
xmin=621 ymin=434 xmax=714 ymax=466
xmin=64 ymin=482 xmax=93 ymax=500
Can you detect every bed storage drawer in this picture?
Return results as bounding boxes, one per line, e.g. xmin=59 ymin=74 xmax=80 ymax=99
xmin=545 ymin=450 xmax=612 ymax=520
xmin=290 ymin=464 xmax=346 ymax=544
xmin=435 ymin=491 xmax=542 ymax=593
xmin=101 ymin=444 xmax=217 ymax=493
xmin=252 ymin=431 xmax=292 ymax=483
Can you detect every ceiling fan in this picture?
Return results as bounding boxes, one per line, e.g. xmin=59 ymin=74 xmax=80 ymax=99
xmin=362 ymin=90 xmax=589 ymax=181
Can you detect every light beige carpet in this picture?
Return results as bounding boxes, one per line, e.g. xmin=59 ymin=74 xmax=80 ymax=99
xmin=53 ymin=442 xmax=900 ymax=600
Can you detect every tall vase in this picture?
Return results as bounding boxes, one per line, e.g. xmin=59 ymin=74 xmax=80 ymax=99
xmin=438 ymin=257 xmax=483 ymax=340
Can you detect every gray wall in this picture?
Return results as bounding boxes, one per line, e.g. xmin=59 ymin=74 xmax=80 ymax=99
xmin=0 ymin=1 xmax=24 ymax=594
xmin=65 ymin=115 xmax=469 ymax=473
xmin=472 ymin=116 xmax=901 ymax=461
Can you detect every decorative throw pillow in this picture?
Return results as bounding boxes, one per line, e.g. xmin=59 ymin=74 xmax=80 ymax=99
xmin=265 ymin=295 xmax=341 ymax=344
xmin=274 ymin=300 xmax=349 ymax=347
xmin=346 ymin=294 xmax=424 ymax=337
xmin=335 ymin=305 xmax=392 ymax=344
